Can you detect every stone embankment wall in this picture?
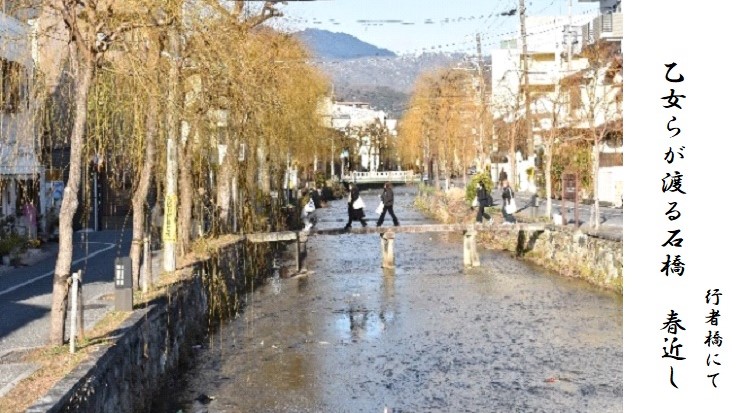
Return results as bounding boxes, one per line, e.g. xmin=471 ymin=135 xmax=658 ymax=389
xmin=415 ymin=189 xmax=622 ymax=293
xmin=26 ymin=238 xmax=271 ymax=413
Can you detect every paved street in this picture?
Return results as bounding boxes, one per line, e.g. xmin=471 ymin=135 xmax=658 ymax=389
xmin=512 ymin=192 xmax=623 ymax=229
xmin=0 ymin=230 xmax=132 ymax=397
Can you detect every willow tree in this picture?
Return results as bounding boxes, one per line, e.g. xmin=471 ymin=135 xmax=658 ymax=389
xmin=46 ymin=0 xmax=165 ymax=345
xmin=178 ymin=13 xmax=327 ymax=235
xmin=398 ymin=67 xmax=479 ymax=188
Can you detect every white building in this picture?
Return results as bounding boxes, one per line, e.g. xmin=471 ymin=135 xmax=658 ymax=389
xmin=1 ymin=9 xmax=46 ymax=235
xmin=321 ymin=98 xmax=395 ymax=173
xmin=490 ymin=7 xmax=623 ymax=206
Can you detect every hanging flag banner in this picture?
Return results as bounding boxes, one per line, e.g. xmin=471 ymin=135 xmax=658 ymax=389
xmin=162 ymin=194 xmax=178 ymax=243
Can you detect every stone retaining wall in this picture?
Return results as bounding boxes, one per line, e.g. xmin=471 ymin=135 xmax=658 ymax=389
xmin=26 ymin=238 xmax=271 ymax=413
xmin=486 ymin=225 xmax=622 ymax=292
xmin=415 ymin=190 xmax=623 ymax=293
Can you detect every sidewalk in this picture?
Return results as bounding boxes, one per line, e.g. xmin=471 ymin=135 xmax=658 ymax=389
xmin=0 ymin=230 xmax=135 ymax=398
xmin=509 ymin=191 xmax=623 ymax=234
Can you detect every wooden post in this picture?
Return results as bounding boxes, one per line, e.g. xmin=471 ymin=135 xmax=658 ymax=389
xmin=463 ymin=230 xmax=480 ymax=268
xmin=381 ymin=231 xmax=395 ymax=268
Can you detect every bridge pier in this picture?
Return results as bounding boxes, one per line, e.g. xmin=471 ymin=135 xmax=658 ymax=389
xmin=463 ymin=230 xmax=480 ymax=267
xmin=296 ymin=232 xmax=308 ymax=272
xmin=381 ymin=231 xmax=395 ymax=268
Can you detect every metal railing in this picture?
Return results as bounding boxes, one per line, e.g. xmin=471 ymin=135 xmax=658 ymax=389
xmin=342 ymin=170 xmax=420 ymax=183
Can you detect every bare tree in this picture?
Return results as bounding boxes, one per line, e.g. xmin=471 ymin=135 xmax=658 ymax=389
xmin=572 ymin=44 xmax=622 ymax=228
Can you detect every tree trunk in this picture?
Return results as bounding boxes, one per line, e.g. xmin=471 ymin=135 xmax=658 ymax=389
xmin=49 ymin=47 xmax=94 ymax=346
xmin=257 ymin=136 xmax=270 ymax=193
xmin=593 ymin=138 xmax=600 ymax=229
xmin=544 ymin=148 xmax=553 ymax=218
xmin=178 ymin=128 xmax=193 ymax=255
xmin=444 ymin=162 xmax=450 ymax=191
xmin=510 ymin=126 xmax=517 ymax=185
xmin=216 ymin=140 xmax=234 ymax=232
xmin=129 ymin=90 xmax=157 ymax=291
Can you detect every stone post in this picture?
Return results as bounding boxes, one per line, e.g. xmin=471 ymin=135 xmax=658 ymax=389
xmin=296 ymin=232 xmax=308 ymax=272
xmin=463 ymin=230 xmax=480 ymax=267
xmin=381 ymin=231 xmax=395 ymax=268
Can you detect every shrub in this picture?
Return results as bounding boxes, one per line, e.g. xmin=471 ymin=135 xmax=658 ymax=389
xmin=465 ymin=171 xmax=494 ymax=204
xmin=0 ymin=233 xmax=28 ymax=258
xmin=314 ymin=171 xmax=326 ymax=189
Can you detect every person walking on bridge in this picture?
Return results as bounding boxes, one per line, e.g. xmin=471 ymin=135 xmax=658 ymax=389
xmin=345 ymin=184 xmax=367 ymax=229
xmin=376 ymin=182 xmax=400 ymax=227
xmin=501 ymin=179 xmax=516 ymax=224
xmin=475 ymin=181 xmax=493 ymax=224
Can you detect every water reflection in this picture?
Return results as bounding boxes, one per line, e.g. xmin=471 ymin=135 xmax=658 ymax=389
xmin=150 ymin=187 xmax=622 ymax=413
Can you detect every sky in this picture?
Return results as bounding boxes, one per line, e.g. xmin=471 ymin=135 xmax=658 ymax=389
xmin=266 ymin=0 xmax=601 ymax=56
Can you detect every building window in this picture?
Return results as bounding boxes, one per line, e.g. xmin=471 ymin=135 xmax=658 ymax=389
xmin=1 ymin=58 xmax=24 ymax=113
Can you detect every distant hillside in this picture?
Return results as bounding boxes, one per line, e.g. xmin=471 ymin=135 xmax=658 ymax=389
xmin=294 ymin=29 xmax=396 ymax=60
xmin=334 ymin=86 xmax=410 ymax=118
xmin=318 ymin=53 xmax=469 ymax=93
xmin=292 ymin=29 xmax=470 ymax=117
xmin=316 ymin=52 xmax=469 ymax=117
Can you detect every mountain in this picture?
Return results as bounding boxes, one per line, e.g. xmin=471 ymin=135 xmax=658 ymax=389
xmin=318 ymin=53 xmax=470 ymax=118
xmin=294 ymin=29 xmax=396 ymax=60
xmin=293 ymin=29 xmax=470 ymax=118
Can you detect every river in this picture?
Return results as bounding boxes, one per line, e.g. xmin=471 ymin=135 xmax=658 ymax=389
xmin=149 ymin=185 xmax=622 ymax=413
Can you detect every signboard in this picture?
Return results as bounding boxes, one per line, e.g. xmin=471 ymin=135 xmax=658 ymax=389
xmin=162 ymin=194 xmax=178 ymax=243
xmin=52 ymin=181 xmax=64 ymax=201
xmin=562 ymin=173 xmax=578 ymax=202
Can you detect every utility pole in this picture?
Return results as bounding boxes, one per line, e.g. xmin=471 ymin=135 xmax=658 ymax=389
xmin=475 ymin=33 xmax=487 ymax=171
xmin=162 ymin=25 xmax=180 ymax=272
xmin=567 ymin=0 xmax=573 ymax=67
xmin=519 ymin=0 xmax=534 ymax=156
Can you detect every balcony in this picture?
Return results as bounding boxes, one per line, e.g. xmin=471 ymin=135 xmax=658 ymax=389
xmin=583 ymin=12 xmax=623 ymax=44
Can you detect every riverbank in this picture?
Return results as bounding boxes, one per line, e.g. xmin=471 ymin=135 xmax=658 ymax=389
xmin=414 ymin=187 xmax=623 ymax=294
xmin=146 ymin=186 xmax=623 ymax=413
xmin=17 ymin=235 xmax=273 ymax=413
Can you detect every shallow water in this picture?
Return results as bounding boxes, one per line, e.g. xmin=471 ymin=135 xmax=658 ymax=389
xmin=150 ymin=186 xmax=622 ymax=413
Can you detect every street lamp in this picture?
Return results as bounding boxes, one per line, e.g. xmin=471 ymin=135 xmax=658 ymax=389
xmin=114 ymin=256 xmax=133 ymax=311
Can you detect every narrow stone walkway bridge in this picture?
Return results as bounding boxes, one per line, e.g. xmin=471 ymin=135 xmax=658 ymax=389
xmin=247 ymin=223 xmax=548 ymax=271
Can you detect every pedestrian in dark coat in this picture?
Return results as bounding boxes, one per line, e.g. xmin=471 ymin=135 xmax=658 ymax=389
xmin=499 ymin=168 xmax=508 ymax=185
xmin=475 ymin=181 xmax=492 ymax=224
xmin=501 ymin=179 xmax=516 ymax=224
xmin=310 ymin=185 xmax=322 ymax=209
xmin=376 ymin=182 xmax=400 ymax=227
xmin=345 ymin=184 xmax=367 ymax=229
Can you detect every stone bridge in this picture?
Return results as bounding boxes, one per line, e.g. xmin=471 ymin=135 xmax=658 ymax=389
xmin=247 ymin=223 xmax=548 ymax=271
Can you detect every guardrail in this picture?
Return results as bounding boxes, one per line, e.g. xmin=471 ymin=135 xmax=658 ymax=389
xmin=342 ymin=170 xmax=421 ymax=183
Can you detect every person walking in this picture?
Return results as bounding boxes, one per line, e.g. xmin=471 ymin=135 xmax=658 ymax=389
xmin=302 ymin=188 xmax=318 ymax=230
xmin=22 ymin=201 xmax=37 ymax=240
xmin=501 ymin=179 xmax=516 ymax=224
xmin=376 ymin=182 xmax=400 ymax=227
xmin=499 ymin=168 xmax=508 ymax=185
xmin=475 ymin=181 xmax=492 ymax=224
xmin=344 ymin=184 xmax=367 ymax=229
